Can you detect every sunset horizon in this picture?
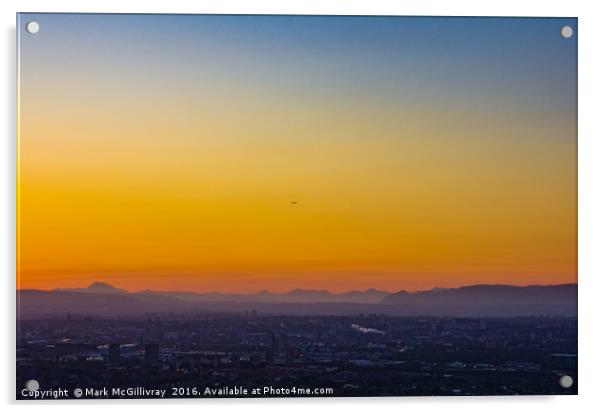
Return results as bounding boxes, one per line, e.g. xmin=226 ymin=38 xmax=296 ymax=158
xmin=17 ymin=278 xmax=577 ymax=295
xmin=18 ymin=15 xmax=577 ymax=297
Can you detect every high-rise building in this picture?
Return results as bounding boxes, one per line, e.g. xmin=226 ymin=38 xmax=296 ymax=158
xmin=108 ymin=343 xmax=120 ymax=363
xmin=231 ymin=354 xmax=240 ymax=368
xmin=285 ymin=347 xmax=296 ymax=365
xmin=265 ymin=348 xmax=274 ymax=365
xmin=270 ymin=333 xmax=279 ymax=353
xmin=144 ymin=343 xmax=159 ymax=365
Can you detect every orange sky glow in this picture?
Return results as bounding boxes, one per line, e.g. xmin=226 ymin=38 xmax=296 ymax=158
xmin=17 ymin=15 xmax=577 ymax=293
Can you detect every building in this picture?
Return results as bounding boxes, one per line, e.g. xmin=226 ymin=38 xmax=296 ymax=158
xmin=265 ymin=348 xmax=274 ymax=365
xmin=108 ymin=343 xmax=120 ymax=363
xmin=144 ymin=344 xmax=159 ymax=365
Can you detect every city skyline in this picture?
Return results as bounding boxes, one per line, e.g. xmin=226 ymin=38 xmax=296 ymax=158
xmin=18 ymin=14 xmax=577 ymax=293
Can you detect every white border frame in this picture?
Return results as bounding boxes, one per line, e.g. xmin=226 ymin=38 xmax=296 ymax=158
xmin=3 ymin=1 xmax=601 ymax=412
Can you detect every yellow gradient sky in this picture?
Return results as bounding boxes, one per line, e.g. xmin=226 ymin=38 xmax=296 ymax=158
xmin=17 ymin=15 xmax=577 ymax=292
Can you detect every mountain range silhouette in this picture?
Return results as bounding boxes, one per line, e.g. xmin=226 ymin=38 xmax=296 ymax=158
xmin=16 ymin=281 xmax=577 ymax=319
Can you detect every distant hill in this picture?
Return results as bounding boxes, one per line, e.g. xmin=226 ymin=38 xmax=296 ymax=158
xmin=136 ymin=287 xmax=390 ymax=304
xmin=380 ymin=283 xmax=577 ymax=316
xmin=17 ymin=282 xmax=577 ymax=319
xmin=55 ymin=282 xmax=128 ymax=295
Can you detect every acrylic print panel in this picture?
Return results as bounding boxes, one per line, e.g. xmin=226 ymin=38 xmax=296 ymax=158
xmin=16 ymin=14 xmax=577 ymax=399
